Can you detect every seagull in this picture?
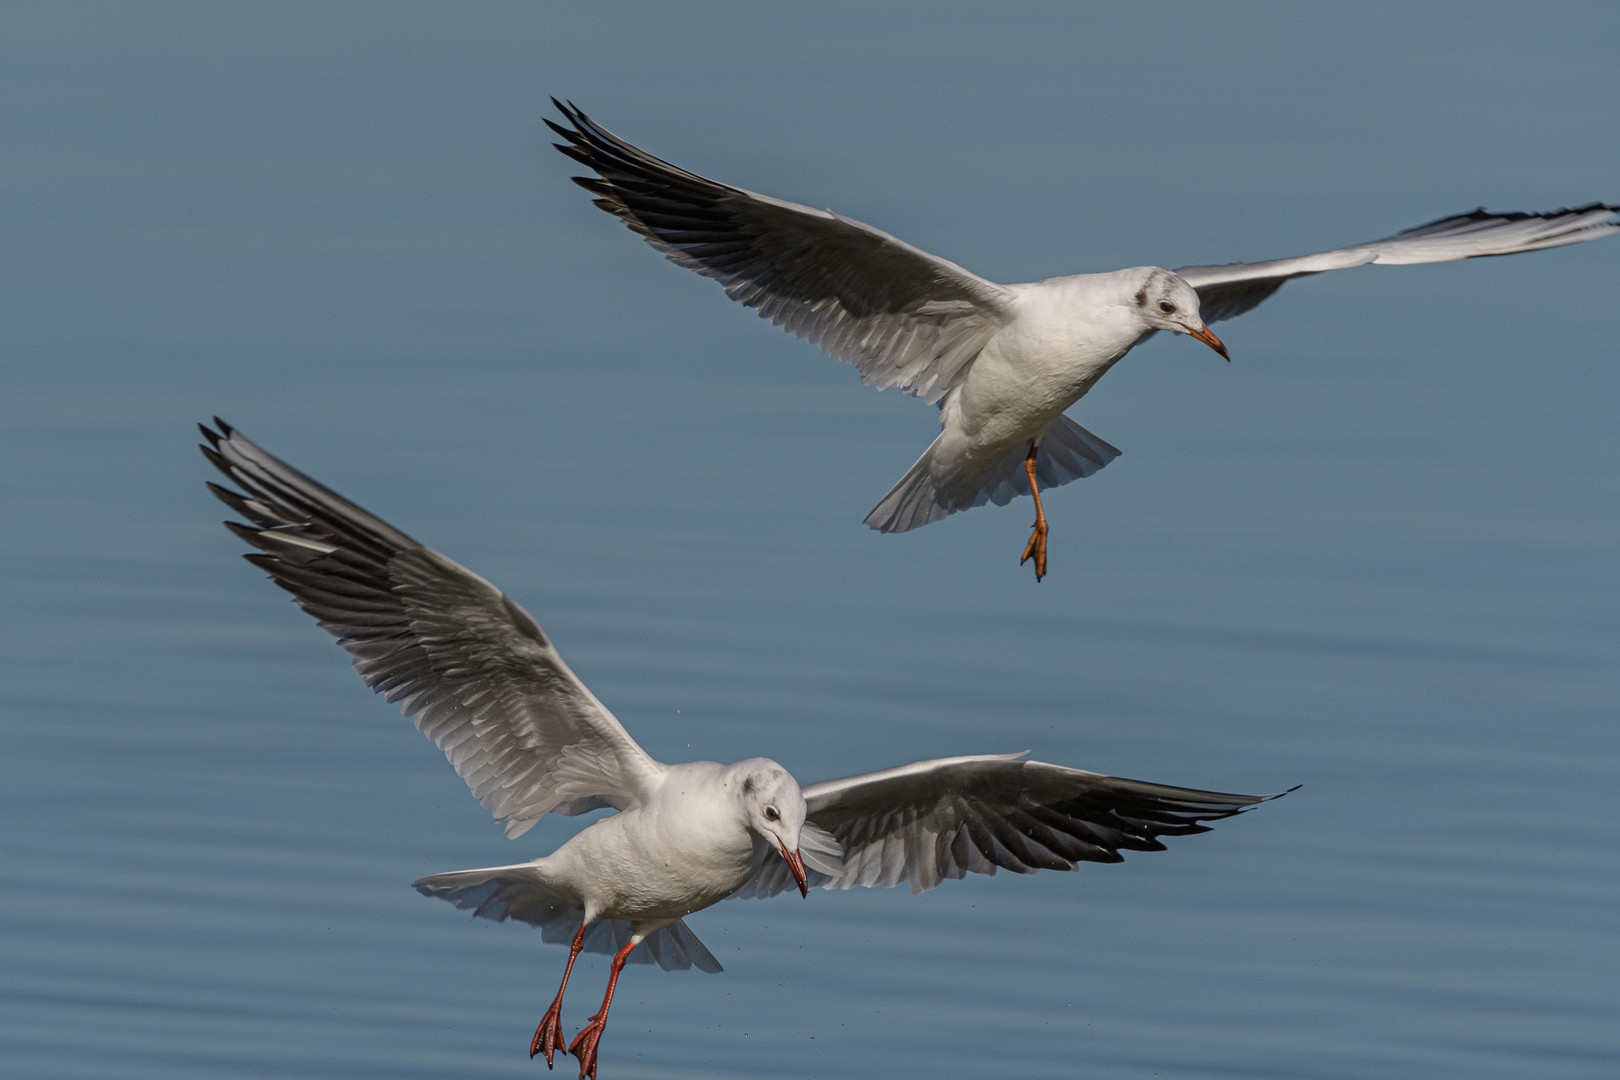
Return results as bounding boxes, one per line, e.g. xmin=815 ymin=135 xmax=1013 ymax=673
xmin=201 ymin=419 xmax=1287 ymax=1078
xmin=547 ymin=100 xmax=1619 ymax=581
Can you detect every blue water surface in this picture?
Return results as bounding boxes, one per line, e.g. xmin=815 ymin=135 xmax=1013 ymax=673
xmin=2 ymin=3 xmax=1616 ymax=1078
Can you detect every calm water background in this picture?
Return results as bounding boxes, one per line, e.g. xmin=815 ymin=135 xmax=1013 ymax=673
xmin=3 ymin=3 xmax=1616 ymax=1078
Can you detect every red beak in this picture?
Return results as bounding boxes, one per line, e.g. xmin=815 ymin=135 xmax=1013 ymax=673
xmin=1183 ymin=323 xmax=1230 ymax=361
xmin=779 ymin=840 xmax=808 ymax=898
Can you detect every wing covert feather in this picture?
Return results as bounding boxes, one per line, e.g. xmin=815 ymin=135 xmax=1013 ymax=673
xmin=201 ymin=420 xmax=661 ymax=836
xmin=549 ymin=100 xmax=1016 ymax=404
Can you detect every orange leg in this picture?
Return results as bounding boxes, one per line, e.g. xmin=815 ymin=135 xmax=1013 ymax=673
xmin=568 ymin=935 xmax=640 ymax=1080
xmin=531 ymin=922 xmax=589 ymax=1065
xmin=1018 ymin=441 xmax=1048 ymax=581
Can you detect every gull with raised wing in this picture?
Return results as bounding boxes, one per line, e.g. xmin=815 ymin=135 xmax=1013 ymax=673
xmin=548 ymin=100 xmax=1619 ymax=580
xmin=201 ymin=419 xmax=1287 ymax=1078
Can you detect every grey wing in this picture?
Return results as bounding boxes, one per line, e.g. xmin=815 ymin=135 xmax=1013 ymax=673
xmin=738 ymin=753 xmax=1285 ymax=898
xmin=1178 ymin=203 xmax=1620 ymax=324
xmin=549 ymin=101 xmax=1016 ymax=405
xmin=201 ymin=420 xmax=661 ymax=837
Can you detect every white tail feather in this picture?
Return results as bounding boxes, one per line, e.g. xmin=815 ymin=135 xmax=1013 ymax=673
xmin=864 ymin=415 xmax=1121 ymax=533
xmin=413 ymin=865 xmax=722 ymax=973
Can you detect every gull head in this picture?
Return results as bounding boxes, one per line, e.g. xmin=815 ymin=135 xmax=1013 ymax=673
xmin=732 ymin=758 xmax=811 ymax=897
xmin=1129 ymin=267 xmax=1229 ymax=361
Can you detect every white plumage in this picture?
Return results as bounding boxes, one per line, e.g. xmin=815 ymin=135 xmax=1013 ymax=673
xmin=549 ymin=100 xmax=1619 ymax=579
xmin=203 ymin=420 xmax=1283 ymax=1078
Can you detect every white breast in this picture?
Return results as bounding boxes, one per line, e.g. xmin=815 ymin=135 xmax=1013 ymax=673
xmin=946 ymin=274 xmax=1143 ymax=450
xmin=549 ymin=764 xmax=762 ymax=923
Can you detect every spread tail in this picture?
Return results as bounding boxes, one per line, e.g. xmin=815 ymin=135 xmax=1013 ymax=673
xmin=413 ymin=864 xmax=722 ymax=973
xmin=864 ymin=415 xmax=1120 ymax=533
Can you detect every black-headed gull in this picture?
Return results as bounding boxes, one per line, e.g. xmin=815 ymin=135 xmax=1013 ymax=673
xmin=547 ymin=100 xmax=1619 ymax=581
xmin=201 ymin=419 xmax=1286 ymax=1078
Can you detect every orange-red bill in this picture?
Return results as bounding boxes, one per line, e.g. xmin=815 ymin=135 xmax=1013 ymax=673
xmin=1184 ymin=323 xmax=1230 ymax=360
xmin=779 ymin=840 xmax=808 ymax=897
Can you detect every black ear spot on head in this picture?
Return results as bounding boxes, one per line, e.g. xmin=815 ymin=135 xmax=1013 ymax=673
xmin=742 ymin=776 xmax=756 ymax=796
xmin=1134 ymin=287 xmax=1148 ymax=307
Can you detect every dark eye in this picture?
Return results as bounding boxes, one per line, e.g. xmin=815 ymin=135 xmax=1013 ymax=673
xmin=763 ymin=806 xmax=780 ymax=822
xmin=1158 ymin=300 xmax=1176 ymax=314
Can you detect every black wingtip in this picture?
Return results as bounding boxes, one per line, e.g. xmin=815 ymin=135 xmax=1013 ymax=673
xmin=1219 ymin=783 xmax=1298 ymax=812
xmin=1257 ymin=784 xmax=1302 ymax=803
xmin=223 ymin=519 xmax=263 ymax=543
xmin=1399 ymin=201 xmax=1620 ymax=237
xmin=548 ymin=97 xmax=588 ymax=130
xmin=198 ymin=417 xmax=236 ymax=457
xmin=204 ymin=480 xmax=242 ymax=505
xmin=199 ymin=443 xmax=229 ymax=474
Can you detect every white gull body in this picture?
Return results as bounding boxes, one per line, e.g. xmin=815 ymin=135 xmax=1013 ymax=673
xmin=925 ymin=272 xmax=1172 ymax=516
xmin=202 ymin=420 xmax=1282 ymax=1078
xmin=549 ymin=100 xmax=1620 ymax=578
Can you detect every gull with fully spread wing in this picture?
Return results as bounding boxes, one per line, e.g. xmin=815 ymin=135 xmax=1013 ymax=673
xmin=548 ymin=100 xmax=1619 ymax=580
xmin=202 ymin=419 xmax=1286 ymax=1078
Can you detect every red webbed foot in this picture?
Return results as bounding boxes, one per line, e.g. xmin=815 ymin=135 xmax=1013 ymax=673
xmin=529 ymin=997 xmax=568 ymax=1066
xmin=568 ymin=1014 xmax=608 ymax=1080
